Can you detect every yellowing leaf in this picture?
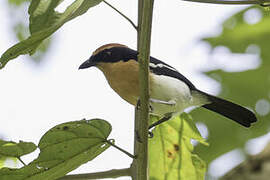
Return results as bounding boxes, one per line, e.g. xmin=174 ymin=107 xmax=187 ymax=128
xmin=149 ymin=113 xmax=207 ymax=180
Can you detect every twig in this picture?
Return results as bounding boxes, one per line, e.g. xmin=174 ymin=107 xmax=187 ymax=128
xmin=58 ymin=168 xmax=131 ymax=180
xmin=103 ymin=1 xmax=138 ymax=30
xmin=18 ymin=157 xmax=26 ymax=166
xmin=181 ymin=0 xmax=267 ymax=5
xmin=106 ymin=140 xmax=135 ymax=159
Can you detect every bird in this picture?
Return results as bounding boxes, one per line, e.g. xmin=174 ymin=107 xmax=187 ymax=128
xmin=79 ymin=43 xmax=257 ymax=129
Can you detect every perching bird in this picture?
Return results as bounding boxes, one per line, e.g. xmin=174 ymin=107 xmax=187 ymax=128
xmin=79 ymin=43 xmax=257 ymax=129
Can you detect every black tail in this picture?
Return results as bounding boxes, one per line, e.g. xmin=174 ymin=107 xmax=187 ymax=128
xmin=197 ymin=90 xmax=257 ymax=127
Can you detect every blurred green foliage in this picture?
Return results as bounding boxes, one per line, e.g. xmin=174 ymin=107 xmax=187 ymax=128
xmin=6 ymin=0 xmax=51 ymax=64
xmin=192 ymin=6 xmax=270 ymax=164
xmin=1 ymin=0 xmax=103 ymax=69
xmin=8 ymin=0 xmax=30 ymax=6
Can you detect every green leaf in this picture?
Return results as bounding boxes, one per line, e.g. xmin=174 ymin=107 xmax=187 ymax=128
xmin=0 ymin=0 xmax=103 ymax=69
xmin=149 ymin=113 xmax=207 ymax=180
xmin=8 ymin=0 xmax=30 ymax=6
xmin=0 ymin=157 xmax=6 ymax=169
xmin=0 ymin=140 xmax=37 ymax=158
xmin=0 ymin=119 xmax=112 ymax=180
xmin=7 ymin=0 xmax=51 ymax=64
xmin=203 ymin=6 xmax=270 ymax=57
xmin=194 ymin=6 xmax=270 ymax=164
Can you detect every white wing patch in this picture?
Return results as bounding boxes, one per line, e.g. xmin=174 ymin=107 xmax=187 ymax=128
xmin=149 ymin=62 xmax=178 ymax=72
xmin=150 ymin=74 xmax=208 ymax=116
xmin=150 ymin=74 xmax=192 ymax=115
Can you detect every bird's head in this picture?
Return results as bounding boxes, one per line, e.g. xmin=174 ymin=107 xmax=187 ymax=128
xmin=79 ymin=43 xmax=136 ymax=70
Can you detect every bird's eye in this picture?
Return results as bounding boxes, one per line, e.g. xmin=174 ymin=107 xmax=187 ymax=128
xmin=106 ymin=51 xmax=112 ymax=55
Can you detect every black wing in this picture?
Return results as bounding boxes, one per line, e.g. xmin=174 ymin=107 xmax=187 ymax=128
xmin=149 ymin=56 xmax=196 ymax=90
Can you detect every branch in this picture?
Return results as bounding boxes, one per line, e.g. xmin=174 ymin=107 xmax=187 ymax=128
xmin=103 ymin=1 xmax=137 ymax=30
xmin=58 ymin=168 xmax=131 ymax=180
xmin=131 ymin=0 xmax=155 ymax=179
xmin=181 ymin=0 xmax=269 ymax=6
xmin=220 ymin=143 xmax=270 ymax=180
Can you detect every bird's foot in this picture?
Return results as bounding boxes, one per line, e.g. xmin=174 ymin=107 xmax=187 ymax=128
xmin=136 ymin=99 xmax=154 ymax=112
xmin=148 ymin=113 xmax=173 ymax=130
xmin=148 ymin=130 xmax=154 ymax=138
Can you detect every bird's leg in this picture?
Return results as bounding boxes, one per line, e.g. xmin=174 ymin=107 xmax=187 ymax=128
xmin=148 ymin=113 xmax=173 ymax=130
xmin=148 ymin=99 xmax=175 ymax=138
xmin=138 ymin=98 xmax=175 ymax=137
xmin=150 ymin=98 xmax=176 ymax=106
xmin=148 ymin=113 xmax=173 ymax=138
xmin=149 ymin=104 xmax=154 ymax=113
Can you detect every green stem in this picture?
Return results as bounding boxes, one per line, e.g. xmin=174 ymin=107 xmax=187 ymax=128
xmin=58 ymin=168 xmax=131 ymax=180
xmin=106 ymin=140 xmax=135 ymax=159
xmin=103 ymin=1 xmax=137 ymax=30
xmin=181 ymin=0 xmax=265 ymax=5
xmin=132 ymin=0 xmax=155 ymax=179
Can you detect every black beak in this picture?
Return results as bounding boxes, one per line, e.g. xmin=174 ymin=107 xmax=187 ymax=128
xmin=79 ymin=57 xmax=97 ymax=69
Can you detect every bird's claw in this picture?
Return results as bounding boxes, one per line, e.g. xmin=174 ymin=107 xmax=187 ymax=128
xmin=136 ymin=99 xmax=154 ymax=112
xmin=136 ymin=99 xmax=141 ymax=110
xmin=148 ymin=131 xmax=154 ymax=138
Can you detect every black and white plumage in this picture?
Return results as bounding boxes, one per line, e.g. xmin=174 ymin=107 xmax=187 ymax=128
xmin=79 ymin=43 xmax=257 ymax=128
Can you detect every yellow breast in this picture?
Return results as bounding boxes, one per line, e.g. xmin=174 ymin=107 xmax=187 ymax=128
xmin=97 ymin=60 xmax=151 ymax=105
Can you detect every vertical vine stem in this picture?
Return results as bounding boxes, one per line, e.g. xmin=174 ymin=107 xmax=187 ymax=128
xmin=132 ymin=0 xmax=155 ymax=179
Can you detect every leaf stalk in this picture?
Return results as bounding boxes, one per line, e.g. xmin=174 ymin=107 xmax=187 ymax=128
xmin=103 ymin=1 xmax=137 ymax=30
xmin=106 ymin=140 xmax=135 ymax=159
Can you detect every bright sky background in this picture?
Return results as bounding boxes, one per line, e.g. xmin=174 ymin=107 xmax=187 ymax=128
xmin=0 ymin=0 xmax=267 ymax=179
